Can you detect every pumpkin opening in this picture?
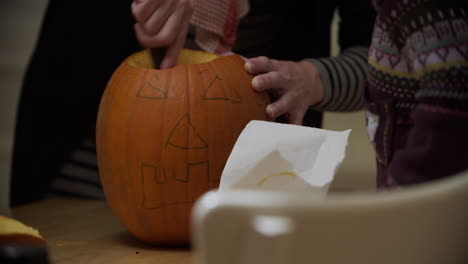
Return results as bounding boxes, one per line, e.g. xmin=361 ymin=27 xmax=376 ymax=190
xmin=128 ymin=49 xmax=220 ymax=69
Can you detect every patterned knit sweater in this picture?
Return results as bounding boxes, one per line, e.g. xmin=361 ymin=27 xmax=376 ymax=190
xmin=344 ymin=0 xmax=467 ymax=187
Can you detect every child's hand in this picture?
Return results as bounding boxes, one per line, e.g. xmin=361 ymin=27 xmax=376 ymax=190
xmin=131 ymin=0 xmax=195 ymax=69
xmin=245 ymin=57 xmax=324 ymax=125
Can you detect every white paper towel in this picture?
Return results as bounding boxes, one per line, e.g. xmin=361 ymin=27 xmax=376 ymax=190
xmin=219 ymin=121 xmax=351 ymax=195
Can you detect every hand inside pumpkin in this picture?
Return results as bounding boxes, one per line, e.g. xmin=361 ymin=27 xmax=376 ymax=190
xmin=245 ymin=57 xmax=325 ymax=125
xmin=131 ymin=0 xmax=195 ymax=69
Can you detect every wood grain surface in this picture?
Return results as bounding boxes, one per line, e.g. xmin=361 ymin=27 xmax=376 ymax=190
xmin=12 ymin=199 xmax=193 ymax=264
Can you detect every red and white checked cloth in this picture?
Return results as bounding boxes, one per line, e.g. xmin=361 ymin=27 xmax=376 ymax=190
xmin=190 ymin=0 xmax=249 ymax=55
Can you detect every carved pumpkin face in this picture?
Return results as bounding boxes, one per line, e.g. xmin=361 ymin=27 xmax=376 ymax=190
xmin=96 ymin=49 xmax=270 ymax=245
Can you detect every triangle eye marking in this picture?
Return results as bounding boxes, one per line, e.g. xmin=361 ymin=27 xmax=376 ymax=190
xmin=200 ymin=70 xmax=242 ymax=103
xmin=166 ymin=114 xmax=208 ymax=150
xmin=137 ymin=72 xmax=168 ymax=100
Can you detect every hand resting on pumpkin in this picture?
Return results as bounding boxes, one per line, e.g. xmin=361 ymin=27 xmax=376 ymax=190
xmin=245 ymin=56 xmax=325 ymax=125
xmin=131 ymin=0 xmax=195 ymax=69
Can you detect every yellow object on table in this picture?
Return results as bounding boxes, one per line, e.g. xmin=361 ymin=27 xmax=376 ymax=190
xmin=0 ymin=215 xmax=42 ymax=238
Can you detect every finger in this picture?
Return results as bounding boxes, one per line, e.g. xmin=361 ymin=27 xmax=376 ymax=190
xmin=143 ymin=0 xmax=176 ymax=36
xmin=160 ymin=19 xmax=190 ymax=69
xmin=131 ymin=0 xmax=162 ymax=23
xmin=287 ymin=107 xmax=306 ymax=125
xmin=244 ymin=56 xmax=276 ymax=74
xmin=134 ymin=11 xmax=183 ymax=48
xmin=265 ymin=92 xmax=299 ymax=122
xmin=251 ymin=71 xmax=287 ymax=92
xmin=150 ymin=5 xmax=186 ymax=47
xmin=134 ymin=23 xmax=158 ymax=48
xmin=265 ymin=102 xmax=284 ymax=120
xmin=265 ymin=97 xmax=289 ymax=120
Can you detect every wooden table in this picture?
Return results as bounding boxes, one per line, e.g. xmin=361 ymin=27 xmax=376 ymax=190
xmin=12 ymin=198 xmax=193 ymax=263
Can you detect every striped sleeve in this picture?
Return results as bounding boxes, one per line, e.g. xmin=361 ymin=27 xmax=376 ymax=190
xmin=306 ymin=46 xmax=369 ymax=112
xmin=47 ymin=136 xmax=105 ymax=200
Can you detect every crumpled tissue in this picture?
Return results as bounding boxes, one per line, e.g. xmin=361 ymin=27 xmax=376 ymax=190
xmin=219 ymin=120 xmax=351 ymax=196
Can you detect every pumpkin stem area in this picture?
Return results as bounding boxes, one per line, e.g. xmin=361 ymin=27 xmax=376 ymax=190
xmin=128 ymin=49 xmax=220 ymax=69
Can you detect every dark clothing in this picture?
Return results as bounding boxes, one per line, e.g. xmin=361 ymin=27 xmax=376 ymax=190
xmin=10 ymin=0 xmax=140 ymax=206
xmin=234 ymin=0 xmax=375 ymax=58
xmin=365 ymin=0 xmax=468 ymax=187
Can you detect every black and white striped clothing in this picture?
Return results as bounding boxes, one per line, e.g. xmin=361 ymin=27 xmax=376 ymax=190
xmin=47 ymin=137 xmax=105 ymax=199
xmin=308 ymin=46 xmax=369 ymax=112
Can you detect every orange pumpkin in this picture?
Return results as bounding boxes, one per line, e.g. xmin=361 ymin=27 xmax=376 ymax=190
xmin=96 ymin=49 xmax=270 ymax=245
